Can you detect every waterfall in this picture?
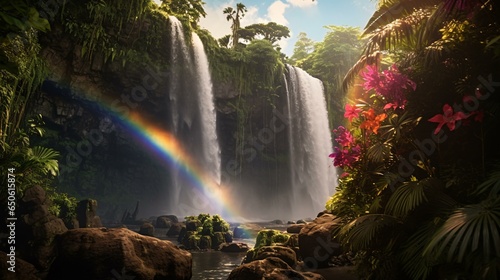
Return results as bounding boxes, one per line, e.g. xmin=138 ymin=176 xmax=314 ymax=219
xmin=285 ymin=64 xmax=335 ymax=218
xmin=167 ymin=16 xmax=221 ymax=215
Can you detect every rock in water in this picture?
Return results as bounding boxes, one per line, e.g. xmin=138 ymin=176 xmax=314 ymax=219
xmin=139 ymin=222 xmax=155 ymax=236
xmin=156 ymin=215 xmax=178 ymax=228
xmin=253 ymin=246 xmax=297 ymax=267
xmin=47 ymin=228 xmax=192 ymax=280
xmin=228 ymin=257 xmax=325 ymax=280
xmin=219 ymin=242 xmax=249 ymax=253
xmin=298 ymin=214 xmax=342 ymax=269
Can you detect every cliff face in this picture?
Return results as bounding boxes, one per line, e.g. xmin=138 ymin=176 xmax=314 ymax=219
xmin=34 ymin=21 xmax=291 ymax=220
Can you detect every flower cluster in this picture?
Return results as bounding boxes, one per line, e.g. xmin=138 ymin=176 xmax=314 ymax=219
xmin=331 ymin=64 xmax=416 ymax=171
xmin=360 ymin=108 xmax=387 ymax=134
xmin=329 ymin=126 xmax=361 ymax=168
xmin=361 ymin=64 xmax=416 ymax=110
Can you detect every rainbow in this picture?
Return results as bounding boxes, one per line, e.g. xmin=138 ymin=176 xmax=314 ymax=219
xmin=120 ymin=111 xmax=239 ymax=220
xmin=47 ymin=75 xmax=243 ymax=221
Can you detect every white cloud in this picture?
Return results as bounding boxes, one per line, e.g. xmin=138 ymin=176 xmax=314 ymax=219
xmin=199 ymin=0 xmax=292 ymax=51
xmin=199 ymin=1 xmax=234 ymax=40
xmin=286 ymin=0 xmax=318 ymax=8
xmin=240 ymin=6 xmax=267 ymax=26
xmin=267 ymin=1 xmax=290 ymax=25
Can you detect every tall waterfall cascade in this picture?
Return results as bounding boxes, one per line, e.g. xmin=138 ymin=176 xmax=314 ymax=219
xmin=285 ymin=64 xmax=336 ymax=218
xmin=167 ymin=16 xmax=221 ymax=215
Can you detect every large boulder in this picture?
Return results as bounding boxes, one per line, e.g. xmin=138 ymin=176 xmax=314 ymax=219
xmin=287 ymin=224 xmax=305 ymax=234
xmin=0 ymin=252 xmax=40 ymax=280
xmin=156 ymin=215 xmax=178 ymax=228
xmin=298 ymin=214 xmax=341 ymax=269
xmin=139 ymin=222 xmax=155 ymax=236
xmin=219 ymin=242 xmax=250 ymax=253
xmin=228 ymin=257 xmax=325 ymax=280
xmin=17 ymin=185 xmax=68 ymax=270
xmin=47 ymin=228 xmax=192 ymax=280
xmin=167 ymin=222 xmax=184 ymax=236
xmin=254 ymin=246 xmax=297 ymax=267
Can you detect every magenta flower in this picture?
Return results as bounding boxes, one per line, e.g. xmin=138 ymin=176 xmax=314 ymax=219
xmin=333 ymin=126 xmax=355 ymax=147
xmin=428 ymin=104 xmax=468 ymax=134
xmin=361 ymin=64 xmax=416 ymax=110
xmin=344 ymin=104 xmax=362 ymax=122
xmin=329 ymin=145 xmax=361 ymax=168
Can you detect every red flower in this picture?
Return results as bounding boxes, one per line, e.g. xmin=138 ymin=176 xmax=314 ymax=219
xmin=344 ymin=104 xmax=361 ymax=122
xmin=428 ymin=104 xmax=468 ymax=134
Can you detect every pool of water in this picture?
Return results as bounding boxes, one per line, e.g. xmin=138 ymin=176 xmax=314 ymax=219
xmin=191 ymin=251 xmax=246 ymax=280
xmin=126 ymin=223 xmax=287 ymax=279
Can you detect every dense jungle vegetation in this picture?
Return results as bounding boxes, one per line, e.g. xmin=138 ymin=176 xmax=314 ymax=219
xmin=1 ymin=0 xmax=499 ymax=279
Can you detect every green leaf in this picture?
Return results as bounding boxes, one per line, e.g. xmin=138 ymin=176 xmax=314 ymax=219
xmin=423 ymin=196 xmax=500 ymax=264
xmin=385 ymin=177 xmax=441 ymax=217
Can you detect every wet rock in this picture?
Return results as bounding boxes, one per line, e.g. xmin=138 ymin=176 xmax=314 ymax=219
xmin=167 ymin=222 xmax=184 ymax=236
xmin=228 ymin=257 xmax=325 ymax=280
xmin=224 ymin=231 xmax=233 ymax=243
xmin=200 ymin=235 xmax=212 ymax=249
xmin=219 ymin=242 xmax=250 ymax=253
xmin=186 ymin=219 xmax=201 ymax=231
xmin=156 ymin=215 xmax=178 ymax=228
xmin=47 ymin=228 xmax=192 ymax=280
xmin=287 ymin=224 xmax=305 ymax=234
xmin=139 ymin=222 xmax=155 ymax=236
xmin=18 ymin=186 xmax=68 ymax=270
xmin=287 ymin=221 xmax=296 ymax=224
xmin=298 ymin=214 xmax=341 ymax=269
xmin=271 ymin=219 xmax=284 ymax=225
xmin=212 ymin=232 xmax=225 ymax=249
xmin=296 ymin=219 xmax=307 ymax=224
xmin=254 ymin=246 xmax=297 ymax=267
xmin=0 ymin=252 xmax=40 ymax=280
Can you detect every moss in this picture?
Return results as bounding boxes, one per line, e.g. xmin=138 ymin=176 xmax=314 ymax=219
xmin=181 ymin=213 xmax=231 ymax=250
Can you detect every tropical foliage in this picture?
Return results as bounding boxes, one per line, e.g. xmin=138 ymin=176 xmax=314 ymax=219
xmin=289 ymin=26 xmax=364 ymax=129
xmin=328 ymin=0 xmax=500 ymax=279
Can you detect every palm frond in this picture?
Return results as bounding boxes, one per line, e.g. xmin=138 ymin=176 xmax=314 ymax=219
xmin=385 ymin=177 xmax=442 ymax=217
xmin=342 ymin=52 xmax=382 ymax=91
xmin=367 ymin=142 xmax=393 ymax=163
xmin=340 ymin=214 xmax=401 ymax=251
xmin=474 ymin=165 xmax=500 ymax=197
xmin=364 ymin=0 xmax=441 ymax=36
xmin=380 ymin=111 xmax=421 ymax=142
xmin=29 ymin=146 xmax=60 ymax=176
xmin=423 ymin=196 xmax=500 ymax=264
xmin=365 ymin=9 xmax=432 ymax=57
xmin=400 ymin=221 xmax=440 ymax=280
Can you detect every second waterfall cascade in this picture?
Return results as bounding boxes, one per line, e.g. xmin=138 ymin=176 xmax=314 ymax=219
xmin=285 ymin=65 xmax=336 ymax=219
xmin=167 ymin=16 xmax=221 ymax=215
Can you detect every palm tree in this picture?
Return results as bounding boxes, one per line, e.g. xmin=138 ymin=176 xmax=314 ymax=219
xmin=223 ymin=3 xmax=247 ymax=49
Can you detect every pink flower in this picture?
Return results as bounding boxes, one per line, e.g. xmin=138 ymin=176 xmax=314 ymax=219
xmin=329 ymin=145 xmax=361 ymax=168
xmin=361 ymin=64 xmax=416 ymax=110
xmin=333 ymin=126 xmax=355 ymax=147
xmin=361 ymin=65 xmax=382 ymax=92
xmin=344 ymin=104 xmax=361 ymax=122
xmin=428 ymin=104 xmax=468 ymax=134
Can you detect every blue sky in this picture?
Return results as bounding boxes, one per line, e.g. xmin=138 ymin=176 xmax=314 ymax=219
xmin=199 ymin=0 xmax=376 ymax=55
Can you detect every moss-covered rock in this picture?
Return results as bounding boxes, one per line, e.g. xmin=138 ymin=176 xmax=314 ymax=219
xmin=180 ymin=214 xmax=232 ymax=250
